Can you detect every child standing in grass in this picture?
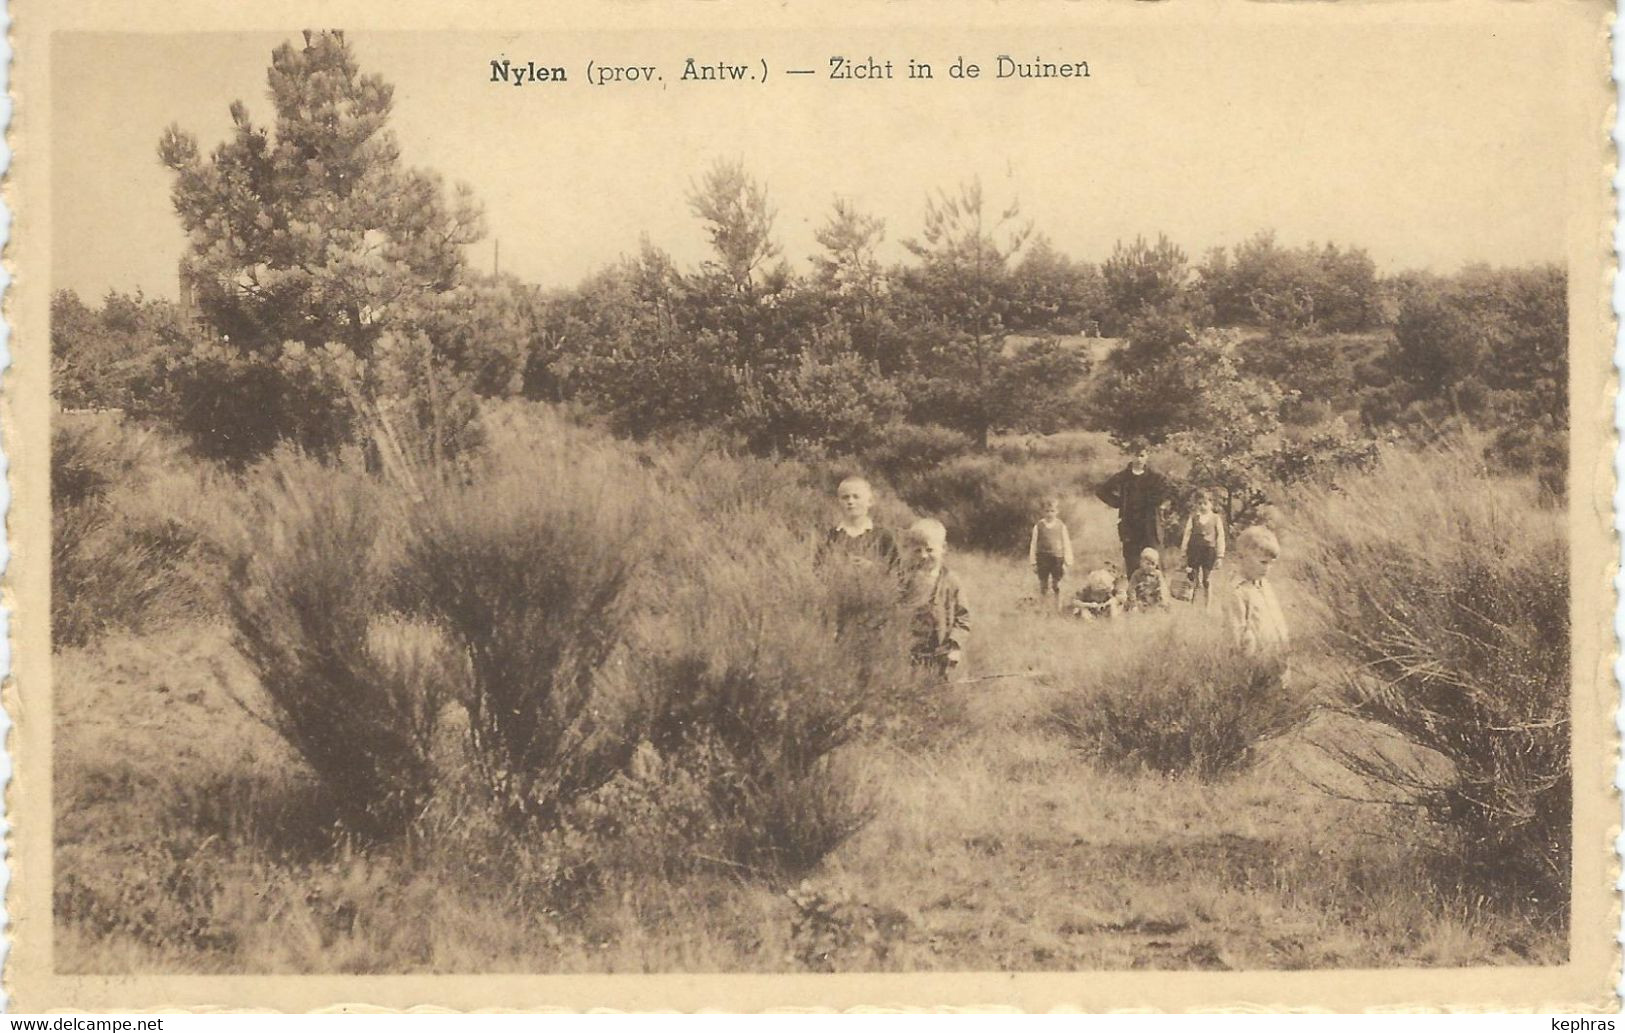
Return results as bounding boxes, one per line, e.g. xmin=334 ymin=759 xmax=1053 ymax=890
xmin=902 ymin=518 xmax=970 ymax=679
xmin=1127 ymin=547 xmax=1170 ymax=611
xmin=1028 ymin=497 xmax=1074 ymax=613
xmin=1226 ymin=525 xmax=1290 ymax=658
xmin=817 ymin=476 xmax=900 ymax=571
xmin=1179 ymin=490 xmax=1226 ymax=609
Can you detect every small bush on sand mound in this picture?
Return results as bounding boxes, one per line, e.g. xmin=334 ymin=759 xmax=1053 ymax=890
xmin=1047 ymin=619 xmax=1311 ymax=779
xmin=1291 ymin=443 xmax=1569 ymax=911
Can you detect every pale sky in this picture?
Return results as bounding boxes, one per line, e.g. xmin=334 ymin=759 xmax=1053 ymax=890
xmin=51 ymin=25 xmax=1574 ymax=302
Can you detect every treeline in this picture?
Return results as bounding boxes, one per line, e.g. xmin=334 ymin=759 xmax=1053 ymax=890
xmin=51 ymin=31 xmax=1567 ymax=501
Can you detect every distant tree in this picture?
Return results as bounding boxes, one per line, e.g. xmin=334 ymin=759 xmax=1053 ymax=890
xmin=684 ymin=160 xmax=822 ymax=379
xmin=1236 ymin=331 xmax=1362 ymax=425
xmin=811 ymin=197 xmax=901 ymax=363
xmin=51 ymin=290 xmax=106 ymax=409
xmin=422 ymin=273 xmax=543 ymax=399
xmin=987 ymin=337 xmax=1090 ymax=435
xmin=1367 ymin=263 xmax=1568 ymax=495
xmin=734 ymin=326 xmax=906 ymax=456
xmin=1007 ymin=235 xmax=1109 ymax=335
xmin=1092 ymin=324 xmax=1230 ymax=448
xmin=1456 ymin=263 xmax=1566 ymax=413
xmin=51 ymin=290 xmax=195 ymax=413
xmin=812 ymin=196 xmax=887 ymax=306
xmin=688 ymin=158 xmax=782 ymax=298
xmin=1198 ymin=231 xmax=1382 ymax=332
xmin=548 ymin=240 xmax=733 ymax=436
xmin=1100 ymin=233 xmax=1189 ymax=335
xmin=1160 ymin=333 xmax=1288 ymax=521
xmin=1199 ymin=231 xmax=1300 ymax=329
xmin=900 ymin=179 xmax=1035 ymax=448
xmin=1313 ymin=243 xmax=1383 ymax=332
xmin=1390 ymin=284 xmax=1485 ymax=401
xmin=1093 ymin=323 xmax=1373 ymax=522
xmin=158 ymin=30 xmax=486 ymax=462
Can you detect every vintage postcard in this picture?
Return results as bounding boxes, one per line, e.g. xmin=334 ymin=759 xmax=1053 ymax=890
xmin=7 ymin=0 xmax=1617 ymax=1013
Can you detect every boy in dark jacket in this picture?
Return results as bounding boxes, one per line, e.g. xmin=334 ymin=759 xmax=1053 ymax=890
xmin=816 ymin=476 xmax=900 ymax=571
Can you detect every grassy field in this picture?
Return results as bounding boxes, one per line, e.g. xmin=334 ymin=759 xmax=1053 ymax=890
xmin=55 ymin=515 xmax=1562 ymax=972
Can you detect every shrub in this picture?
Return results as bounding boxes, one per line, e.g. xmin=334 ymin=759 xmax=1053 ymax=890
xmin=407 ymin=432 xmax=649 ymax=827
xmin=1046 ymin=619 xmax=1311 ymax=778
xmin=1485 ymin=419 xmax=1565 ymax=502
xmin=733 ymin=350 xmax=905 ymax=456
xmin=225 ymin=454 xmax=449 ymax=838
xmin=895 ymin=455 xmax=1059 ymax=553
xmin=134 ymin=343 xmax=354 ymax=468
xmin=1291 ymin=444 xmax=1570 ymax=910
xmin=51 ymin=417 xmax=215 ymax=648
xmin=863 ymin=422 xmax=974 ymax=482
xmin=638 ymin=527 xmax=916 ymax=878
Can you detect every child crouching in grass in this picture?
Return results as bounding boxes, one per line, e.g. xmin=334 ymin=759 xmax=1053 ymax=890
xmin=1070 ymin=561 xmax=1125 ymax=619
xmin=902 ymin=518 xmax=970 ymax=679
xmin=1127 ymin=546 xmax=1169 ymax=611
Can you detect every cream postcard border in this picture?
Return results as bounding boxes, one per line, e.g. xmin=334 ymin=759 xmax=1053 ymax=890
xmin=5 ymin=0 xmax=1617 ymax=1012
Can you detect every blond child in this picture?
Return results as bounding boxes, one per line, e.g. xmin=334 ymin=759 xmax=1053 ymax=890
xmin=1225 ymin=525 xmax=1289 ymax=658
xmin=1071 ymin=561 xmax=1124 ymax=619
xmin=1028 ymin=497 xmax=1075 ymax=613
xmin=902 ymin=518 xmax=971 ymax=678
xmin=1127 ymin=546 xmax=1170 ymax=610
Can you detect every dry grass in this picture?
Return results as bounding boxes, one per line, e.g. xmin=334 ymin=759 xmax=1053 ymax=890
xmin=51 ymin=413 xmax=232 ymax=647
xmin=53 ymin=417 xmax=1569 ymax=973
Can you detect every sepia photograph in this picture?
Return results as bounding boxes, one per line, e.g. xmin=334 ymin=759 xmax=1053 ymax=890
xmin=10 ymin=0 xmax=1617 ymax=1012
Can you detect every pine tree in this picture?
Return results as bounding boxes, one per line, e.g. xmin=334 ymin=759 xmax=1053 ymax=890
xmin=158 ymin=30 xmax=486 ymax=461
xmin=900 ymin=179 xmax=1033 ymax=449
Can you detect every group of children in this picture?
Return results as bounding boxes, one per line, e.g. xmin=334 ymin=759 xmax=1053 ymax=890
xmin=1037 ymin=490 xmax=1229 ymax=618
xmin=1035 ymin=489 xmax=1289 ymax=660
xmin=819 ymin=475 xmax=1290 ymax=681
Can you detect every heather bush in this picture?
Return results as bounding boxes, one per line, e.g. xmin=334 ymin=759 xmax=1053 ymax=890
xmin=640 ymin=553 xmax=915 ymax=878
xmin=1047 ymin=618 xmax=1312 ymax=778
xmin=139 ymin=342 xmax=356 ymax=467
xmin=225 ymin=454 xmax=449 ymax=837
xmin=1291 ymin=444 xmax=1570 ymax=910
xmin=461 ymin=405 xmax=917 ymax=874
xmin=51 ymin=417 xmax=217 ymax=648
xmin=896 ymin=455 xmax=1060 ymax=553
xmin=864 ymin=422 xmax=975 ymax=482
